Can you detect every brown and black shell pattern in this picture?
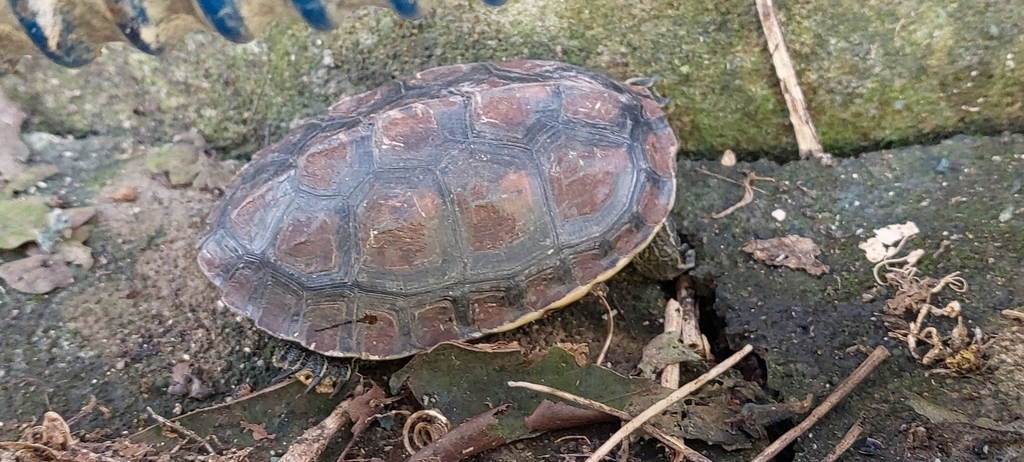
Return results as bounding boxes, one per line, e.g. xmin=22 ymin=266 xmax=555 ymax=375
xmin=197 ymin=60 xmax=679 ymax=360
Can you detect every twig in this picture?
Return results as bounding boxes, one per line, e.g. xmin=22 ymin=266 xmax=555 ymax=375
xmin=676 ymin=277 xmax=711 ymax=361
xmin=1002 ymin=309 xmax=1024 ymax=321
xmin=66 ymin=395 xmax=98 ymax=426
xmin=594 ymin=286 xmax=615 ymax=366
xmin=750 ymin=346 xmax=890 ymax=462
xmin=583 ymin=344 xmax=755 ymax=462
xmin=280 ymin=384 xmax=385 ymax=462
xmin=695 ymin=167 xmax=769 ymax=194
xmin=507 ymin=381 xmax=712 ymax=462
xmin=145 ymin=406 xmax=215 ymax=455
xmin=0 ymin=442 xmax=60 ymax=459
xmin=755 ymin=0 xmax=832 ymax=165
xmin=712 ymin=171 xmax=775 ymax=218
xmin=820 ymin=419 xmax=864 ymax=462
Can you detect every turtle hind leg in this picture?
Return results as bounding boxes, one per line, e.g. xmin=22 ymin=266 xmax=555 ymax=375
xmin=270 ymin=343 xmax=353 ymax=395
xmin=631 ymin=217 xmax=696 ymax=281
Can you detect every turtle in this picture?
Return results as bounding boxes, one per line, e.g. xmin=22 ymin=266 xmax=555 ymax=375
xmin=196 ymin=59 xmax=695 ymax=393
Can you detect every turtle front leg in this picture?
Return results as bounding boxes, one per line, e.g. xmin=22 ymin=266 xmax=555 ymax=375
xmin=272 ymin=343 xmax=353 ymax=396
xmin=631 ymin=217 xmax=696 ymax=281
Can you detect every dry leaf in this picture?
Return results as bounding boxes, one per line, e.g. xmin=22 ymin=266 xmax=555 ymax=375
xmin=56 ymin=241 xmax=94 ymax=269
xmin=554 ymin=342 xmax=589 ymax=366
xmin=239 ymin=421 xmax=275 ymax=441
xmin=637 ymin=332 xmax=705 ymax=380
xmin=742 ymin=235 xmax=830 ymax=275
xmin=0 ymin=255 xmax=74 ymax=294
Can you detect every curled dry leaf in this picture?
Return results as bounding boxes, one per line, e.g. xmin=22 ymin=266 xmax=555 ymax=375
xmin=0 ymin=254 xmax=74 ymax=294
xmin=239 ymin=421 xmax=275 ymax=441
xmin=742 ymin=235 xmax=830 ymax=275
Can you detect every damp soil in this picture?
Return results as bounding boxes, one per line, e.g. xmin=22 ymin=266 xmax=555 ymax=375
xmin=1 ymin=132 xmax=1024 ymax=462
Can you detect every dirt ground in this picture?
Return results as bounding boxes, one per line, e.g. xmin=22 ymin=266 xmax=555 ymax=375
xmin=1 ymin=125 xmax=1023 ymax=462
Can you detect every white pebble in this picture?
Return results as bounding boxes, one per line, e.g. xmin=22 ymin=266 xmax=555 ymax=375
xmin=771 ymin=209 xmax=787 ymax=221
xmin=720 ymin=149 xmax=736 ymax=167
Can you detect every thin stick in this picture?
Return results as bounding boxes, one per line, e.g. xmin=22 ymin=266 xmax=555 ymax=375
xmin=507 ymin=381 xmax=712 ymax=462
xmin=712 ymin=172 xmax=774 ymax=219
xmin=755 ymin=0 xmax=832 ymax=165
xmin=584 ymin=344 xmax=754 ymax=462
xmin=594 ymin=288 xmax=615 ymax=366
xmin=695 ymin=167 xmax=769 ymax=194
xmin=750 ymin=346 xmax=890 ymax=462
xmin=820 ymin=419 xmax=864 ymax=462
xmin=146 ymin=406 xmax=215 ymax=455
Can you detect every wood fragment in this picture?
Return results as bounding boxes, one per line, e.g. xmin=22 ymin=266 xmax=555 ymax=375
xmin=279 ymin=383 xmax=385 ymax=462
xmin=750 ymin=346 xmax=890 ymax=462
xmin=755 ymin=0 xmax=833 ymax=165
xmin=407 ymin=405 xmax=511 ymax=462
xmin=660 ymin=299 xmax=684 ymax=389
xmin=1002 ymin=309 xmax=1024 ymax=321
xmin=507 ymin=382 xmax=711 ymax=462
xmin=583 ymin=344 xmax=755 ymax=462
xmin=145 ymin=406 xmax=215 ymax=455
xmin=820 ymin=419 xmax=864 ymax=462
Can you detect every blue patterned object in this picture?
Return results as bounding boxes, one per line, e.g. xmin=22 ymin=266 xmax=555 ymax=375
xmin=2 ymin=0 xmax=508 ymax=69
xmin=389 ymin=0 xmax=421 ymax=19
xmin=194 ymin=0 xmax=253 ymax=43
xmin=7 ymin=0 xmax=96 ymax=67
xmin=107 ymin=0 xmax=164 ymax=55
xmin=291 ymin=0 xmax=335 ymax=31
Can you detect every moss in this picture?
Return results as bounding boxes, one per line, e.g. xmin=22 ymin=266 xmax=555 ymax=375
xmin=2 ymin=0 xmax=1023 ymax=160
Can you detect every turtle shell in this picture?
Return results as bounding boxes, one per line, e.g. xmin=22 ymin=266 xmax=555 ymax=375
xmin=197 ymin=60 xmax=678 ymax=360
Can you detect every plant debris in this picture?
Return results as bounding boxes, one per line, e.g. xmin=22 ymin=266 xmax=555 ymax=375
xmin=866 ymin=227 xmax=988 ymax=372
xmin=104 ymin=186 xmax=139 ymax=203
xmin=742 ymin=235 xmax=830 ymax=275
xmin=278 ymin=382 xmax=386 ymax=462
xmin=858 ymin=221 xmax=920 ymax=263
xmin=637 ymin=332 xmax=706 ymax=380
xmin=167 ymin=362 xmax=214 ymax=400
xmin=0 ymin=254 xmax=74 ymax=294
xmin=144 ymin=132 xmax=237 ymax=191
xmin=238 ymin=421 xmax=275 ymax=441
xmin=407 ymin=405 xmax=512 ymax=462
xmin=0 ymin=196 xmax=51 ymax=249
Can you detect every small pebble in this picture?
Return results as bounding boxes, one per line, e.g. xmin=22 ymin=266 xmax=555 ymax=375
xmin=935 ymin=158 xmax=950 ymax=173
xmin=721 ymin=149 xmax=736 ymax=167
xmin=771 ymin=209 xmax=786 ymax=221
